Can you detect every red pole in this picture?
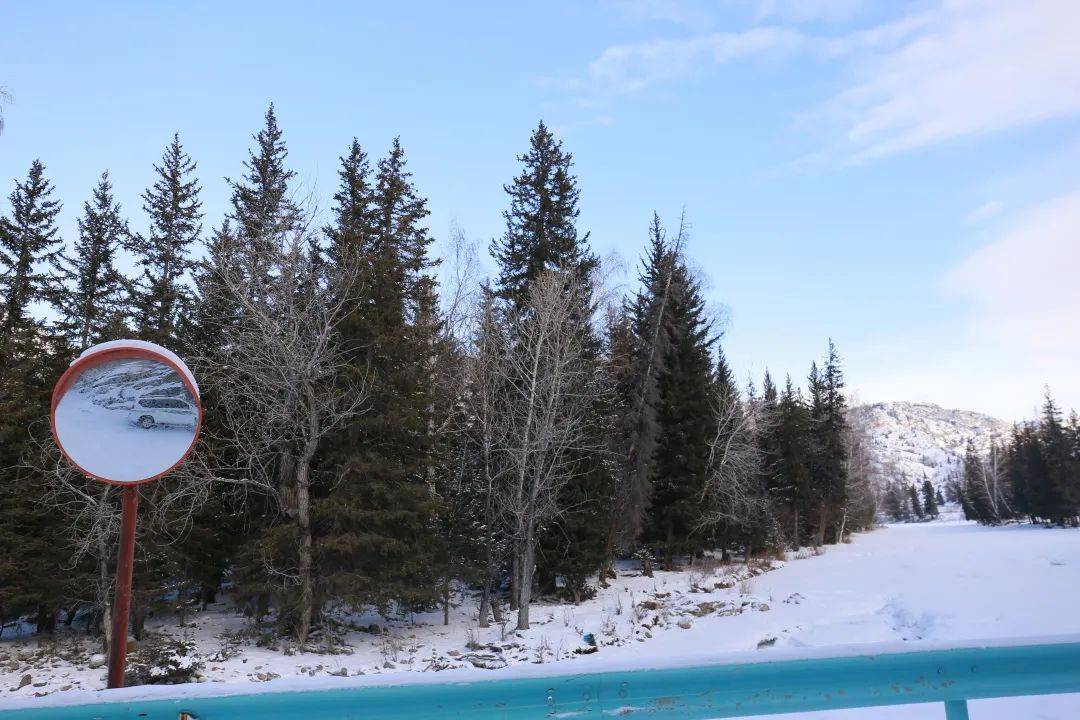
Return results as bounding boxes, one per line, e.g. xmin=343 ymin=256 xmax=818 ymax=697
xmin=107 ymin=486 xmax=139 ymax=689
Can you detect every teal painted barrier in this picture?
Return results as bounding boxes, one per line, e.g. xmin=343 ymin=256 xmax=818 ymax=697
xmin=2 ymin=640 xmax=1078 ymax=719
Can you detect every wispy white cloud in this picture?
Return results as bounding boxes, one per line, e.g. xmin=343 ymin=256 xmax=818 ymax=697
xmin=940 ymin=190 xmax=1080 ymax=415
xmin=836 ymin=0 xmax=1080 ymax=160
xmin=946 ymin=190 xmax=1080 ymax=352
xmin=852 ymin=191 xmax=1080 ymax=420
xmin=571 ymin=0 xmax=1080 ymax=161
xmin=579 ymin=27 xmax=806 ymax=97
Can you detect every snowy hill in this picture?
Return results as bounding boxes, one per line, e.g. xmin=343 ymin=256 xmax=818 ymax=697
xmin=850 ymin=401 xmax=1010 ymax=489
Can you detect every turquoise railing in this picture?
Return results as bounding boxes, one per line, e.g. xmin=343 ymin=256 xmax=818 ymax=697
xmin=2 ymin=638 xmax=1078 ymax=719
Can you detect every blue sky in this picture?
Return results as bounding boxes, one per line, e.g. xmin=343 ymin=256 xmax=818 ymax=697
xmin=1 ymin=0 xmax=1077 ymax=420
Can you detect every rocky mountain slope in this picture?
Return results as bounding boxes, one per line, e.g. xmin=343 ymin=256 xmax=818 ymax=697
xmin=850 ymin=401 xmax=1011 ymax=489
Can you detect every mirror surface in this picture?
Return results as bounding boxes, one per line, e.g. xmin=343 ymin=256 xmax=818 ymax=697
xmin=54 ymin=356 xmax=199 ymax=482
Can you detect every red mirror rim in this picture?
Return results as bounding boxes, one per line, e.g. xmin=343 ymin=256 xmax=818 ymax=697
xmin=50 ymin=345 xmax=203 ymax=486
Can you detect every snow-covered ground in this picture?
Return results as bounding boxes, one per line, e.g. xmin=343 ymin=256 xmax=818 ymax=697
xmin=2 ymin=515 xmax=1078 ymax=718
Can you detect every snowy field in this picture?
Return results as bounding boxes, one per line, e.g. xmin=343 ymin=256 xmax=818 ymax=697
xmin=2 ymin=516 xmax=1078 ymax=718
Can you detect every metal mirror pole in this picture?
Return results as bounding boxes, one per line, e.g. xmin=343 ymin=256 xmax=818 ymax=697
xmin=107 ymin=485 xmax=139 ymax=689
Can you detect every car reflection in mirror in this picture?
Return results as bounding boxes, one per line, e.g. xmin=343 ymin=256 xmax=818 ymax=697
xmin=128 ymin=396 xmax=198 ymax=429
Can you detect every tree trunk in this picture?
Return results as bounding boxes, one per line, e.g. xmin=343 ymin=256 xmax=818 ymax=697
xmin=509 ymin=549 xmax=520 ymax=611
xmin=478 ymin=584 xmax=492 ymax=629
xmin=132 ymin=602 xmax=146 ymax=641
xmin=296 ymin=456 xmax=313 ymax=648
xmin=35 ymin=606 xmax=55 ymax=635
xmin=178 ymin=583 xmax=188 ymax=627
xmin=98 ymin=536 xmax=111 ymax=649
xmin=815 ymin=501 xmax=829 ymax=548
xmin=792 ymin=508 xmax=799 ymax=550
xmin=442 ymin=580 xmax=451 ymax=626
xmin=516 ymin=538 xmax=534 ymax=631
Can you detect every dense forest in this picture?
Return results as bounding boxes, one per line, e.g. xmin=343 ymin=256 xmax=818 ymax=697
xmin=0 ymin=106 xmax=877 ymax=646
xmin=877 ymin=391 xmax=1080 ymax=528
xmin=954 ymin=393 xmax=1080 ymax=527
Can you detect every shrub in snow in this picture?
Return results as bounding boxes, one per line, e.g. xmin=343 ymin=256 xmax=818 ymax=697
xmin=124 ymin=637 xmax=203 ymax=686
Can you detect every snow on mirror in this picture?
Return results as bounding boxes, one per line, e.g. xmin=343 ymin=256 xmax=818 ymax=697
xmin=52 ymin=342 xmax=201 ymax=484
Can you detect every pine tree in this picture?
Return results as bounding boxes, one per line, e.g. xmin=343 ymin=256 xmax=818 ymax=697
xmin=909 ymin=484 xmax=924 ymax=519
xmin=323 ymin=139 xmax=375 ymax=269
xmin=0 ymin=159 xmax=63 ymax=343
xmin=641 ymin=238 xmax=717 ymax=566
xmin=487 ymin=123 xmax=609 ymax=604
xmin=921 ymin=479 xmax=938 ymax=518
xmin=959 ymin=441 xmax=991 ymax=522
xmin=807 ymin=341 xmax=850 ymax=544
xmin=55 ymin=171 xmax=129 ymax=351
xmin=774 ymin=375 xmax=813 ymax=545
xmin=490 ymin=121 xmax=596 ymax=310
xmin=228 ymin=104 xmax=301 ymax=292
xmin=0 ymin=160 xmax=70 ymax=633
xmin=129 ymin=134 xmax=202 ymax=346
xmin=1037 ymin=390 xmax=1079 ymax=524
xmin=604 ymin=215 xmax=677 ymax=568
xmin=882 ymin=481 xmax=911 ymax=521
xmin=187 ymin=220 xmax=240 ymax=355
xmin=759 ymin=370 xmax=787 ymax=514
xmin=314 ymin=138 xmax=442 ymax=613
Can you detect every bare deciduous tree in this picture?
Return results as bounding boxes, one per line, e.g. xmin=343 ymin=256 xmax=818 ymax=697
xmin=840 ymin=410 xmax=880 ymax=539
xmin=698 ymin=383 xmax=768 ymax=543
xmin=483 ymin=268 xmax=597 ymax=630
xmin=197 ymin=235 xmax=367 ymax=646
xmin=461 ymin=290 xmax=513 ymax=627
xmin=31 ymin=435 xmax=119 ymax=647
xmin=976 ymin=441 xmax=1012 ymax=522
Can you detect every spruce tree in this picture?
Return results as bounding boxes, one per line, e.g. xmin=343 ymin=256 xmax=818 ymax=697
xmin=323 ymin=138 xmax=375 ymax=269
xmin=212 ymin=107 xmax=308 ymax=625
xmin=641 ymin=239 xmax=716 ymax=566
xmin=0 ymin=159 xmax=63 ymax=344
xmin=882 ymin=481 xmax=911 ymax=521
xmin=909 ymin=484 xmax=924 ymax=519
xmin=228 ymin=104 xmax=301 ymax=291
xmin=488 ymin=122 xmax=609 ymax=600
xmin=55 ymin=171 xmax=129 ymax=351
xmin=188 ymin=220 xmax=241 ymax=355
xmin=759 ymin=370 xmax=787 ymax=515
xmin=314 ymin=138 xmax=442 ymax=613
xmin=1006 ymin=424 xmax=1036 ymax=521
xmin=130 ymin=134 xmax=202 ymax=346
xmin=0 ymin=160 xmax=70 ymax=633
xmin=490 ymin=121 xmax=596 ymax=310
xmin=611 ymin=215 xmax=678 ymax=556
xmin=959 ymin=441 xmax=992 ymax=522
xmin=1039 ymin=391 xmax=1078 ymax=524
xmin=921 ymin=479 xmax=939 ymax=518
xmin=774 ymin=375 xmax=813 ymax=545
xmin=807 ymin=341 xmax=850 ymax=544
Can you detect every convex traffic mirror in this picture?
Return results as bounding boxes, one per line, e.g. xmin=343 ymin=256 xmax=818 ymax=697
xmin=51 ymin=340 xmax=202 ymax=484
